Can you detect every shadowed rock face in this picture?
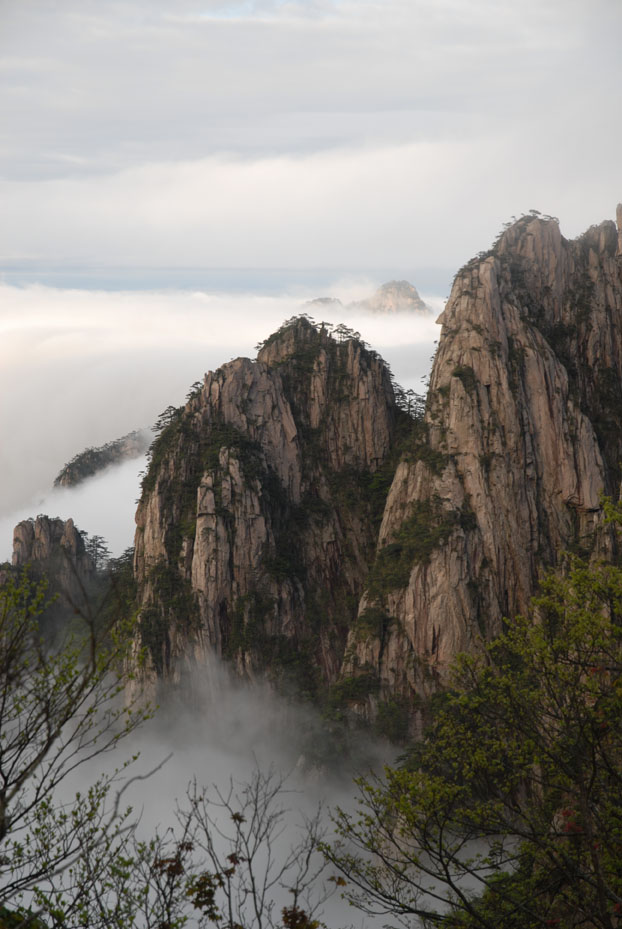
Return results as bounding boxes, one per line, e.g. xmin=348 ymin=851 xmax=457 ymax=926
xmin=346 ymin=209 xmax=622 ymax=716
xmin=133 ymin=319 xmax=400 ymax=696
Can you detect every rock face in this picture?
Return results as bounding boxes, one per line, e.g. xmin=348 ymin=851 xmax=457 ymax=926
xmin=133 ymin=319 xmax=400 ymax=695
xmin=12 ymin=515 xmax=96 ymax=622
xmin=346 ymin=208 xmax=622 ymax=715
xmin=54 ymin=430 xmax=151 ymax=487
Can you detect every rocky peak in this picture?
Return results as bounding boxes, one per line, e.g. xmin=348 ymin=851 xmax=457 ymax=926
xmin=12 ymin=515 xmax=97 ymax=630
xmin=305 ymin=280 xmax=429 ymax=316
xmin=127 ymin=208 xmax=622 ymax=734
xmin=133 ymin=317 xmax=401 ymax=696
xmin=257 ymin=318 xmax=396 ymax=472
xmin=358 ymin=280 xmax=429 ymax=315
xmin=345 ymin=207 xmax=622 ymax=723
xmin=13 ymin=515 xmax=94 ymax=573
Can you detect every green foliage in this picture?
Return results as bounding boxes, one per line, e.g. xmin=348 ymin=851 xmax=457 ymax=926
xmin=0 ymin=906 xmax=48 ymax=928
xmin=409 ymin=441 xmax=448 ymax=475
xmin=328 ymin=525 xmax=622 ymax=927
xmin=0 ymin=570 xmax=151 ymax=926
xmin=506 ymin=335 xmax=527 ymax=392
xmin=54 ymin=431 xmax=149 ymax=488
xmin=451 ymin=364 xmax=478 ymax=394
xmin=353 ymin=606 xmax=391 ymax=642
xmin=326 ymin=464 xmax=394 ymax=537
xmin=140 ymin=561 xmax=196 ymax=673
xmin=225 ymin=591 xmax=275 ymax=659
xmin=199 ymin=424 xmax=265 ymax=482
xmin=367 ymin=499 xmax=458 ymax=595
xmin=0 ymin=575 xmax=330 ymax=929
xmin=374 ymin=696 xmax=411 ymax=744
xmin=141 ymin=406 xmax=184 ymax=494
xmin=401 ymin=417 xmax=448 ymax=475
xmin=591 ymin=366 xmax=622 ymax=491
xmin=327 ymin=672 xmax=379 ymax=715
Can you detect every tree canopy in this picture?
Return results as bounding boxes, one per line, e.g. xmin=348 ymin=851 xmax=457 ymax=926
xmin=328 ymin=508 xmax=622 ymax=928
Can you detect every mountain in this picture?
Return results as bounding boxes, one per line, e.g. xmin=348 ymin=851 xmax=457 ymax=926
xmin=346 ymin=207 xmax=622 ymax=721
xmin=129 ymin=207 xmax=622 ymax=724
xmin=352 ymin=280 xmax=429 ymax=314
xmin=133 ymin=319 xmax=404 ymax=700
xmin=305 ymin=280 xmax=430 ymax=315
xmin=54 ymin=429 xmax=151 ymax=487
xmin=11 ymin=515 xmax=98 ymax=641
xmin=23 ymin=207 xmax=620 ymax=735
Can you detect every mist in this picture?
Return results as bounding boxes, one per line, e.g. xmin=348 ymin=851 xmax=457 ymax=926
xmin=57 ymin=652 xmax=394 ymax=929
xmin=0 ymin=456 xmax=146 ymax=563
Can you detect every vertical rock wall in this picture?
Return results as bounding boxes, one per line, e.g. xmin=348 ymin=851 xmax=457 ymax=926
xmin=347 ymin=209 xmax=622 ymax=714
xmin=133 ymin=319 xmax=399 ymax=696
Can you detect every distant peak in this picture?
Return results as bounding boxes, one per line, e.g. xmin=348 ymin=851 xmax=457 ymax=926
xmin=303 ymin=280 xmax=430 ymax=317
xmin=362 ymin=280 xmax=429 ymax=314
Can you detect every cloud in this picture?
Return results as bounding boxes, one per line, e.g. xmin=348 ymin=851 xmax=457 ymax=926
xmin=3 ymin=136 xmax=621 ymax=276
xmin=58 ymin=650 xmax=393 ymax=928
xmin=1 ymin=0 xmax=619 ymax=176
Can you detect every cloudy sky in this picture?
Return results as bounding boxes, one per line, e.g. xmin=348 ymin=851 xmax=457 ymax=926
xmin=2 ymin=0 xmax=621 ymax=277
xmin=1 ymin=0 xmax=621 ymax=550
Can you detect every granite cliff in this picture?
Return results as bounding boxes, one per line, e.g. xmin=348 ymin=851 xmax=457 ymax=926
xmin=131 ymin=207 xmax=622 ymax=728
xmin=347 ymin=208 xmax=622 ymax=720
xmin=134 ymin=319 xmax=402 ymax=697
